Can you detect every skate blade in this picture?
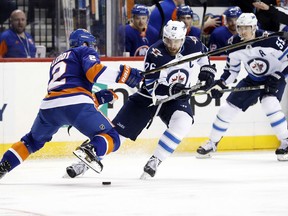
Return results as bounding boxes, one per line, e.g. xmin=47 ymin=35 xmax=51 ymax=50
xmin=277 ymin=154 xmax=288 ymax=161
xmin=140 ymin=172 xmax=151 ymax=180
xmin=73 ymin=150 xmax=103 ymax=173
xmin=196 ymin=153 xmax=212 ymax=159
xmin=62 ymin=173 xmax=73 ymax=178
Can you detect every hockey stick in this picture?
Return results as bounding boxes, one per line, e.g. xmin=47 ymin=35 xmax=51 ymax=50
xmin=152 ymin=82 xmax=204 ymax=106
xmin=153 ymin=0 xmax=165 ymax=38
xmin=153 ymin=84 xmax=265 ymax=106
xmin=141 ymin=31 xmax=288 ymax=76
xmin=194 ymin=85 xmax=265 ymax=96
xmin=199 ymin=0 xmax=207 ymax=40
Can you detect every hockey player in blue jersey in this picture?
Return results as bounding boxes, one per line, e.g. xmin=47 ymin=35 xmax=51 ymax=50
xmin=209 ymin=6 xmax=242 ymax=55
xmin=176 ymin=5 xmax=201 ymax=38
xmin=64 ymin=20 xmax=216 ymax=178
xmin=196 ymin=13 xmax=288 ymax=161
xmin=123 ymin=4 xmax=158 ymax=56
xmin=0 ymin=28 xmax=143 ymax=179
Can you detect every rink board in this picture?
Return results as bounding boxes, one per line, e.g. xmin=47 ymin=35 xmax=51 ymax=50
xmin=0 ymin=57 xmax=287 ymax=157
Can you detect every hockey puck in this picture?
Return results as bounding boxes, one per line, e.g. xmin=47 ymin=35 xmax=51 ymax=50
xmin=102 ymin=181 xmax=111 ymax=185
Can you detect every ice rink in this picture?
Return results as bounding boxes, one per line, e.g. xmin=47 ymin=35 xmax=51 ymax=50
xmin=0 ymin=151 xmax=288 ymax=216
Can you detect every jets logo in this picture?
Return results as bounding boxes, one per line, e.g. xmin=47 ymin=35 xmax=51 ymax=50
xmin=247 ymin=58 xmax=269 ymax=76
xmin=151 ymin=48 xmax=163 ymax=57
xmin=167 ymin=69 xmax=189 ymax=85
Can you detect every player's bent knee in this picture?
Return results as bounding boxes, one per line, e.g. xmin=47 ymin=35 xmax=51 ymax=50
xmin=217 ymin=102 xmax=241 ymax=122
xmin=261 ymin=96 xmax=281 ymax=114
xmin=21 ymin=133 xmax=46 ymax=153
xmin=91 ymin=128 xmax=120 ymax=157
xmin=168 ymin=111 xmax=193 ymax=138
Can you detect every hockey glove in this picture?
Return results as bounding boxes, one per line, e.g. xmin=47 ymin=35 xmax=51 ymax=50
xmin=265 ymin=72 xmax=285 ymax=94
xmin=198 ymin=64 xmax=216 ymax=90
xmin=169 ymin=83 xmax=191 ymax=100
xmin=116 ymin=64 xmax=143 ymax=88
xmin=94 ymin=89 xmax=118 ymax=106
xmin=207 ymin=79 xmax=228 ymax=99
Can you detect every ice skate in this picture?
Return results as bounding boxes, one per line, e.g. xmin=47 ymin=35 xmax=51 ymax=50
xmin=64 ymin=161 xmax=89 ymax=178
xmin=275 ymin=138 xmax=288 ymax=161
xmin=196 ymin=140 xmax=218 ymax=159
xmin=0 ymin=161 xmax=9 ymax=179
xmin=140 ymin=156 xmax=162 ymax=180
xmin=73 ymin=140 xmax=103 ymax=173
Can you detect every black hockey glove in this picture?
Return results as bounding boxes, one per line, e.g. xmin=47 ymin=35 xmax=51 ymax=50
xmin=169 ymin=83 xmax=191 ymax=100
xmin=265 ymin=72 xmax=285 ymax=94
xmin=198 ymin=64 xmax=216 ymax=90
xmin=208 ymin=79 xmax=228 ymax=99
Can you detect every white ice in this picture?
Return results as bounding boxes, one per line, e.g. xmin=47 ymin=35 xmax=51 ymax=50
xmin=0 ymin=151 xmax=288 ymax=216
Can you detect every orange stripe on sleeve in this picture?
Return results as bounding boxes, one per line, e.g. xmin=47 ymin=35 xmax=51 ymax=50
xmin=0 ymin=41 xmax=8 ymax=57
xmin=11 ymin=141 xmax=30 ymax=161
xmin=100 ymin=133 xmax=114 ymax=155
xmin=86 ymin=63 xmax=106 ymax=83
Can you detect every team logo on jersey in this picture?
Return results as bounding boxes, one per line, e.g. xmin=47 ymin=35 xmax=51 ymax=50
xmin=135 ymin=45 xmax=149 ymax=56
xmin=167 ymin=69 xmax=189 ymax=85
xmin=248 ymin=58 xmax=269 ymax=76
xmin=151 ymin=48 xmax=163 ymax=57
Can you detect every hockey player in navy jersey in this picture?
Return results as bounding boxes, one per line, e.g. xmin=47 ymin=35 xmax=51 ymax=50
xmin=64 ymin=20 xmax=216 ymax=178
xmin=197 ymin=13 xmax=288 ymax=161
xmin=123 ymin=4 xmax=158 ymax=56
xmin=117 ymin=20 xmax=216 ymax=179
xmin=209 ymin=6 xmax=242 ymax=55
xmin=176 ymin=5 xmax=201 ymax=38
xmin=0 ymin=29 xmax=143 ymax=179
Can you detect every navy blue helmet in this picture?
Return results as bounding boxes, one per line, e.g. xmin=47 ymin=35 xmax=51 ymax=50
xmin=131 ymin=4 xmax=149 ymax=16
xmin=224 ymin=6 xmax=242 ymax=19
xmin=177 ymin=5 xmax=193 ymax=19
xmin=69 ymin=28 xmax=96 ymax=48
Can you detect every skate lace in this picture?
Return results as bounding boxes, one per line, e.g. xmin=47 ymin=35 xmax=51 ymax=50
xmin=202 ymin=141 xmax=217 ymax=151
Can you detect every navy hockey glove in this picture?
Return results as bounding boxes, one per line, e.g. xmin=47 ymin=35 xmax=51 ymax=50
xmin=265 ymin=72 xmax=285 ymax=94
xmin=94 ymin=89 xmax=118 ymax=106
xmin=198 ymin=64 xmax=216 ymax=90
xmin=169 ymin=83 xmax=191 ymax=100
xmin=208 ymin=79 xmax=228 ymax=99
xmin=117 ymin=64 xmax=143 ymax=88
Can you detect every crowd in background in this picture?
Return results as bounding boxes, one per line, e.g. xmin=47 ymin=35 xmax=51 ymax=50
xmin=0 ymin=0 xmax=288 ymax=58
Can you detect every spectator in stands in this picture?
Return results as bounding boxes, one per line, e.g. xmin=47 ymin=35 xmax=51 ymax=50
xmin=0 ymin=0 xmax=17 ymax=29
xmin=0 ymin=9 xmax=36 ymax=58
xmin=148 ymin=0 xmax=185 ymax=37
xmin=208 ymin=6 xmax=242 ymax=55
xmin=124 ymin=4 xmax=158 ymax=56
xmin=253 ymin=0 xmax=280 ymax=31
xmin=253 ymin=1 xmax=288 ymax=26
xmin=176 ymin=5 xmax=201 ymax=38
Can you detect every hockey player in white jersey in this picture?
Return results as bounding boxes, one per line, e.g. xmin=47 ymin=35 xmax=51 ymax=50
xmin=196 ymin=13 xmax=288 ymax=161
xmin=65 ymin=20 xmax=216 ymax=178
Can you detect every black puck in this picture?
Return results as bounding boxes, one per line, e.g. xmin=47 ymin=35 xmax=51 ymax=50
xmin=102 ymin=181 xmax=111 ymax=185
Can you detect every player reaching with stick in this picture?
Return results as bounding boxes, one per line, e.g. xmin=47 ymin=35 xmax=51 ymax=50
xmin=65 ymin=20 xmax=216 ymax=178
xmin=196 ymin=13 xmax=288 ymax=161
xmin=0 ymin=29 xmax=143 ymax=179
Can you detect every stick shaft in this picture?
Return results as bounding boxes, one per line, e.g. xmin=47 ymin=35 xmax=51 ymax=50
xmin=194 ymin=85 xmax=265 ymax=96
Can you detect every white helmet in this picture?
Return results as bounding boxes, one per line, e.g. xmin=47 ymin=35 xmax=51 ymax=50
xmin=162 ymin=20 xmax=187 ymax=55
xmin=236 ymin=13 xmax=257 ymax=29
xmin=236 ymin=13 xmax=257 ymax=39
xmin=162 ymin=20 xmax=187 ymax=41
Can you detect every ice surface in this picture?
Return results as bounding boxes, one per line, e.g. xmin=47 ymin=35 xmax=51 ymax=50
xmin=0 ymin=151 xmax=288 ymax=216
